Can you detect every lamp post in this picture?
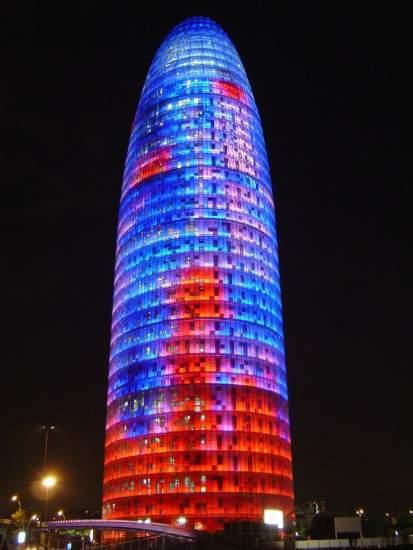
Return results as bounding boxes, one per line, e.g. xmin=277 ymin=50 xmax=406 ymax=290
xmin=11 ymin=495 xmax=22 ymax=510
xmin=41 ymin=425 xmax=55 ymax=472
xmin=27 ymin=514 xmax=38 ymax=542
xmin=42 ymin=475 xmax=57 ymax=522
xmin=57 ymin=510 xmax=66 ymax=520
xmin=28 ymin=514 xmax=38 ymax=528
xmin=356 ymin=508 xmax=364 ymax=538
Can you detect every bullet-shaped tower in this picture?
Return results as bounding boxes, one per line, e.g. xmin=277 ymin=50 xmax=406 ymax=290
xmin=103 ymin=16 xmax=294 ymax=531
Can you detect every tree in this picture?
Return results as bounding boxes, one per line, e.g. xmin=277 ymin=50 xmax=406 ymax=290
xmin=308 ymin=514 xmax=335 ymax=540
xmin=11 ymin=508 xmax=27 ymax=530
xmin=396 ymin=515 xmax=413 ymax=538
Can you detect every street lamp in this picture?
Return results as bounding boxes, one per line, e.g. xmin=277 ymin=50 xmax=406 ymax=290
xmin=41 ymin=425 xmax=55 ymax=472
xmin=57 ymin=510 xmax=66 ymax=520
xmin=11 ymin=495 xmax=22 ymax=510
xmin=28 ymin=514 xmax=38 ymax=526
xmin=27 ymin=514 xmax=38 ymax=542
xmin=355 ymin=509 xmax=365 ymax=539
xmin=42 ymin=475 xmax=57 ymax=488
xmin=42 ymin=475 xmax=57 ymax=522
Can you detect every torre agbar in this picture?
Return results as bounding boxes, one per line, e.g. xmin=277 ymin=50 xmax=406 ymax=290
xmin=103 ymin=17 xmax=294 ymax=531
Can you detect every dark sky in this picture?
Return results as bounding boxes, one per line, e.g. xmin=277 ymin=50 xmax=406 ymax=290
xmin=1 ymin=1 xmax=411 ymax=520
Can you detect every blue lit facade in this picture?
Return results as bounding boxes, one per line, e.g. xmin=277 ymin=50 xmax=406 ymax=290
xmin=103 ymin=16 xmax=294 ymax=531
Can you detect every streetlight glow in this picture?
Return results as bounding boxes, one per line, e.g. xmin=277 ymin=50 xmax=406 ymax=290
xmin=42 ymin=475 xmax=57 ymax=488
xmin=41 ymin=474 xmax=57 ymax=522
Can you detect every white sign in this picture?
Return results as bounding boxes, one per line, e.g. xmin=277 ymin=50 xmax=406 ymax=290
xmin=264 ymin=509 xmax=284 ymax=528
xmin=334 ymin=517 xmax=362 ymax=538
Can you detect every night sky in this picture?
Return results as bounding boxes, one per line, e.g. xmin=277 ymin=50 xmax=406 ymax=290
xmin=2 ymin=1 xmax=411 ymax=520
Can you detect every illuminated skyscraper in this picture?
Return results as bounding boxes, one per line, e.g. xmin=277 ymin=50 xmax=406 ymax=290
xmin=103 ymin=16 xmax=294 ymax=531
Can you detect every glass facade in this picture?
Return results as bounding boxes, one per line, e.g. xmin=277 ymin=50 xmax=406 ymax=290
xmin=103 ymin=16 xmax=294 ymax=531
